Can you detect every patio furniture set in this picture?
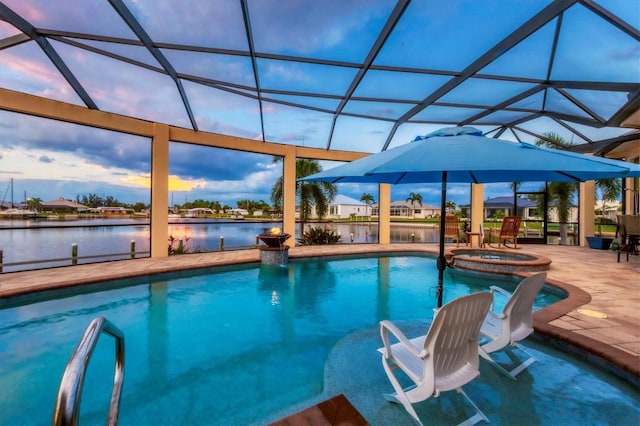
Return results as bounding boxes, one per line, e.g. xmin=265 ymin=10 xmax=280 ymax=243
xmin=378 ymin=272 xmax=546 ymax=425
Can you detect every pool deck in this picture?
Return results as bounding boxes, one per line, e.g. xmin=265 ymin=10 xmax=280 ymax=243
xmin=1 ymin=243 xmax=638 ymax=424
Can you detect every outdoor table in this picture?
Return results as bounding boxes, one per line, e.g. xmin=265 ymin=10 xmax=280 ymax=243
xmin=465 ymin=232 xmax=483 ymax=248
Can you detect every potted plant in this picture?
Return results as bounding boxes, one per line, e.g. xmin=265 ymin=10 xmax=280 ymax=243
xmin=586 ymin=235 xmax=613 ymax=250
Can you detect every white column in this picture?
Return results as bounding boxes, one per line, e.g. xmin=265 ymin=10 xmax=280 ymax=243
xmin=470 ymin=184 xmax=484 ymax=233
xmin=283 ymin=146 xmax=297 ymax=247
xmin=378 ymin=184 xmax=391 ymax=244
xmin=150 ymin=123 xmax=169 ymax=258
xmin=579 ymin=181 xmax=596 ymax=246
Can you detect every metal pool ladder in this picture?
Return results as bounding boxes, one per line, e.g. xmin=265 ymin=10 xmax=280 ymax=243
xmin=52 ymin=317 xmax=125 ymax=426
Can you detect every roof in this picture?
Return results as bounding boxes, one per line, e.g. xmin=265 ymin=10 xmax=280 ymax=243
xmin=1 ymin=0 xmax=638 ymax=155
xmin=383 ymin=200 xmax=440 ymax=209
xmin=460 ymin=196 xmax=537 ymax=208
xmin=42 ymin=198 xmax=89 ymax=209
xmin=485 ymin=196 xmax=537 ymax=207
xmin=330 ymin=194 xmax=365 ymax=205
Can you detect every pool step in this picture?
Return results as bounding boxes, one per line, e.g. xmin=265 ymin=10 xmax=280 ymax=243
xmin=269 ymin=394 xmax=369 ymax=426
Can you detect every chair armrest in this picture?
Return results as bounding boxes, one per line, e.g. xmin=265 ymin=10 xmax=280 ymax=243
xmin=480 ymin=310 xmax=504 ymax=339
xmin=488 ymin=285 xmax=511 ymax=311
xmin=379 ymin=320 xmax=428 ymax=359
xmin=489 ymin=285 xmax=512 ymax=298
xmin=485 ymin=310 xmax=506 ymax=321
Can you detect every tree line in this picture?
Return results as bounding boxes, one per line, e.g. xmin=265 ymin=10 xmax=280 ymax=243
xmin=71 ymin=194 xmax=273 ymax=214
xmin=23 ymin=194 xmax=274 ymax=215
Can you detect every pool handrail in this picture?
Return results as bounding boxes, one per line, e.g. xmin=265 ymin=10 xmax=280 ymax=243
xmin=52 ymin=317 xmax=125 ymax=426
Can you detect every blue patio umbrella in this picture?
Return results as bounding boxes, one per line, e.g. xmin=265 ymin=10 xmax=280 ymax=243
xmin=301 ymin=126 xmax=640 ymax=306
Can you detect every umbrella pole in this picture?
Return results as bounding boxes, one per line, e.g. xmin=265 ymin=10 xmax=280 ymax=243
xmin=436 ymin=171 xmax=447 ymax=308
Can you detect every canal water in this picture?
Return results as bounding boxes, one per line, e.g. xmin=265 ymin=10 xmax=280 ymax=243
xmin=0 ymin=219 xmax=440 ymax=272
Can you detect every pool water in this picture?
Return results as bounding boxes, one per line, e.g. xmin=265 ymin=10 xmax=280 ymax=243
xmin=0 ymin=255 xmax=636 ymax=425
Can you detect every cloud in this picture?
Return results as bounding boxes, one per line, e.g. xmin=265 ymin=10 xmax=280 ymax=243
xmin=610 ymin=45 xmax=640 ymax=61
xmin=0 ymin=110 xmax=151 ymax=173
xmin=169 ymin=143 xmax=275 ymax=182
xmin=121 ymin=173 xmax=206 ymax=192
xmin=0 ymin=108 xmax=280 ymax=206
xmin=8 ymin=178 xmax=150 ymax=205
xmin=0 ymin=49 xmax=81 ymax=104
xmin=248 ymin=0 xmax=388 ymax=54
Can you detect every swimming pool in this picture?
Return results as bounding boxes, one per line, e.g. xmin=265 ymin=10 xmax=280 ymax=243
xmin=0 ymin=255 xmax=637 ymax=425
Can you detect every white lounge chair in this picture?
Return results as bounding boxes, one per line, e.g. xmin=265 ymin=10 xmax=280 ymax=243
xmin=378 ymin=292 xmax=493 ymax=426
xmin=479 ymin=272 xmax=546 ymax=379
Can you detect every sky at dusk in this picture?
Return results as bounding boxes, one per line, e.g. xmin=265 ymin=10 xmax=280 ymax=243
xmin=0 ymin=109 xmax=539 ymax=208
xmin=0 ymin=0 xmax=637 ymax=209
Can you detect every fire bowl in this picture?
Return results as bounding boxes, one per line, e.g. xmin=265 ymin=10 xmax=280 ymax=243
xmin=257 ymin=233 xmax=291 ymax=248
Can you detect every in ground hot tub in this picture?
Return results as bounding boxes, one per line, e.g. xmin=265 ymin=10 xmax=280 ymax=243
xmin=450 ymin=248 xmax=551 ymax=273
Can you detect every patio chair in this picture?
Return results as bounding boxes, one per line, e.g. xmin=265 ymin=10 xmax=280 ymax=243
xmin=378 ymin=292 xmax=493 ymax=426
xmin=444 ymin=214 xmax=461 ymax=247
xmin=616 ymin=215 xmax=640 ymax=262
xmin=479 ymin=272 xmax=546 ymax=380
xmin=497 ymin=216 xmax=522 ymax=248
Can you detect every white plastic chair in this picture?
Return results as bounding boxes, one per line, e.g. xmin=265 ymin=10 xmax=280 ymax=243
xmin=378 ymin=292 xmax=493 ymax=426
xmin=479 ymin=272 xmax=546 ymax=379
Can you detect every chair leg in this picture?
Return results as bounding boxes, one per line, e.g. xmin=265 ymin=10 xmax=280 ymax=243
xmin=479 ymin=343 xmax=536 ymax=380
xmin=455 ymin=387 xmax=489 ymax=426
xmin=381 ymin=355 xmax=423 ymax=425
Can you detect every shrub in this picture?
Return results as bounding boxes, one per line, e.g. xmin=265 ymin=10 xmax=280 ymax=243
xmin=168 ymin=235 xmax=190 ymax=255
xmin=298 ymin=226 xmax=341 ymax=245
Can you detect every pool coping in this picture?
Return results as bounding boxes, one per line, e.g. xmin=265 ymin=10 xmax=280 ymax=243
xmin=449 ymin=247 xmax=552 ymax=273
xmin=1 ymin=244 xmax=638 ymax=384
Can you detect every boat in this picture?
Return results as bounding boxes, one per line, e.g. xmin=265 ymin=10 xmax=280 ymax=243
xmin=1 ymin=178 xmax=37 ymax=218
xmin=0 ymin=208 xmax=37 ymax=218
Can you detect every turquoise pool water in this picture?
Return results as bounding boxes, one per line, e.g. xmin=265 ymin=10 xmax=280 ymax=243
xmin=0 ymin=255 xmax=637 ymax=425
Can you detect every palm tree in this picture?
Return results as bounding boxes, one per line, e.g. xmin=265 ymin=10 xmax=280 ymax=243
xmin=26 ymin=197 xmax=42 ymax=212
xmin=595 ymin=178 xmax=621 ymax=235
xmin=405 ymin=192 xmax=422 ymax=219
xmin=534 ymin=133 xmax=578 ymax=244
xmin=271 ymin=158 xmax=337 ymax=236
xmin=509 ymin=182 xmax=521 ymax=193
xmin=445 ymin=200 xmax=456 ymax=215
xmin=360 ymin=193 xmax=375 ymax=217
xmin=546 ymin=181 xmax=578 ymax=244
xmin=534 ymin=133 xmax=624 ymax=243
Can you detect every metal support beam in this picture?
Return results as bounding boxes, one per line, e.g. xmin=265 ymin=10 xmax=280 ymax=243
xmin=0 ymin=3 xmax=97 ymax=109
xmin=108 ymin=0 xmax=199 ymax=131
xmin=382 ymin=0 xmax=579 ymax=150
xmin=240 ymin=0 xmax=266 ymax=143
xmin=326 ymin=0 xmax=411 ymax=149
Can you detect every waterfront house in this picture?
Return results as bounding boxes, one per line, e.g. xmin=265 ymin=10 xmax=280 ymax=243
xmin=327 ymin=195 xmax=367 ymax=219
xmin=371 ymin=200 xmax=441 ymax=219
xmin=41 ymin=198 xmax=89 ymax=213
xmin=460 ymin=196 xmax=578 ymax=223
